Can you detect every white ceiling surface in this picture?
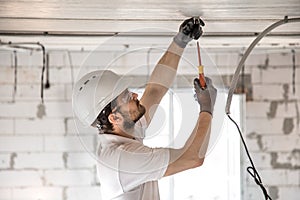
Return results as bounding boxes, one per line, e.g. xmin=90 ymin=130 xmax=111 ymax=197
xmin=0 ymin=0 xmax=300 ymax=50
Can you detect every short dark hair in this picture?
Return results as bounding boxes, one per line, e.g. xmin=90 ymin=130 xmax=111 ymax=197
xmin=93 ymin=97 xmax=118 ymax=134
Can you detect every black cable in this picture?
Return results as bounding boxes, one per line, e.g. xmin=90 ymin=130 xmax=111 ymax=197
xmin=227 ymin=114 xmax=272 ymax=200
xmin=13 ymin=50 xmax=17 ymax=102
xmin=292 ymin=49 xmax=296 ymax=95
xmin=36 ymin=42 xmax=46 ymax=104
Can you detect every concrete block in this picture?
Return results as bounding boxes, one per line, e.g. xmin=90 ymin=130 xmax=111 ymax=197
xmin=0 ymin=84 xmax=14 ymax=101
xmin=0 ymin=154 xmax=11 ymax=169
xmin=0 ymin=188 xmax=11 ymax=200
xmin=0 ymin=51 xmax=13 ymax=67
xmin=43 ymin=101 xmax=73 ymax=118
xmin=0 ymin=102 xmax=37 ymax=118
xmin=261 ymin=68 xmax=293 ymax=84
xmin=0 ymin=119 xmax=14 ymax=135
xmin=249 ymin=152 xmax=272 ymax=169
xmin=245 ymin=53 xmax=268 ymax=66
xmin=261 ymin=135 xmax=300 ymax=152
xmin=0 ymin=170 xmax=43 ymax=187
xmin=66 ymin=118 xmax=98 ymax=136
xmin=252 ymin=84 xmax=284 ymax=100
xmin=268 ymin=52 xmax=293 ymax=66
xmin=279 ymin=186 xmax=300 ymax=200
xmin=45 ymin=170 xmax=93 ymax=186
xmin=15 ymin=118 xmax=65 ymax=135
xmin=0 ymin=67 xmax=14 ymax=84
xmin=246 ymin=101 xmax=269 ymax=118
xmin=67 ymin=152 xmax=97 ymax=169
xmin=12 ymin=187 xmax=63 ymax=200
xmin=45 ymin=136 xmax=94 ymax=152
xmin=0 ymin=136 xmax=43 ymax=152
xmin=243 ymin=186 xmax=266 ymax=200
xmin=16 ymin=84 xmax=66 ymax=101
xmin=250 ymin=67 xmax=262 ymax=84
xmin=18 ymin=67 xmax=41 ymax=84
xmin=66 ymin=186 xmax=101 ymax=200
xmin=14 ymin=153 xmax=64 ymax=169
xmin=257 ymin=169 xmax=299 ymax=186
xmin=246 ymin=118 xmax=284 ymax=135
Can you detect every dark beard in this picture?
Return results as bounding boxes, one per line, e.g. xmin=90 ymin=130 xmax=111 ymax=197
xmin=122 ymin=104 xmax=146 ymax=130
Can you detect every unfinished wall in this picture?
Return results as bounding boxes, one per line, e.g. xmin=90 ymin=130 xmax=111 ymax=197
xmin=0 ymin=48 xmax=299 ymax=200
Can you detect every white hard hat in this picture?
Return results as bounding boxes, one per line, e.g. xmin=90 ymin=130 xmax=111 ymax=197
xmin=72 ymin=70 xmax=131 ymax=126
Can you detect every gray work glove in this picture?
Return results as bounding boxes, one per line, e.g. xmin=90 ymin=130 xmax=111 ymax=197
xmin=194 ymin=77 xmax=217 ymax=115
xmin=173 ymin=17 xmax=205 ymax=48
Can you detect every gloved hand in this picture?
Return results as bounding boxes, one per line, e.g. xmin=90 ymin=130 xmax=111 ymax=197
xmin=173 ymin=17 xmax=205 ymax=48
xmin=194 ymin=77 xmax=217 ymax=115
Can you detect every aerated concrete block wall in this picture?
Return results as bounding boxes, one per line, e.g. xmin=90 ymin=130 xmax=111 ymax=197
xmin=0 ymin=49 xmax=299 ymax=200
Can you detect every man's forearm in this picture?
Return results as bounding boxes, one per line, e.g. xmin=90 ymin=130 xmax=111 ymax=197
xmin=147 ymin=41 xmax=184 ymax=94
xmin=183 ymin=112 xmax=212 ymax=159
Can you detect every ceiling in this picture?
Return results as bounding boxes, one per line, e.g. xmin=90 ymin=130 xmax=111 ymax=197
xmin=0 ymin=0 xmax=300 ymax=50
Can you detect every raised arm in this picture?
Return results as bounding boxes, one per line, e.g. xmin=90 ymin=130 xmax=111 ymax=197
xmin=140 ymin=18 xmax=204 ymax=124
xmin=164 ymin=77 xmax=217 ymax=176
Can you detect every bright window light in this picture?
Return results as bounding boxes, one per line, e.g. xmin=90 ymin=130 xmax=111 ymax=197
xmin=137 ymin=89 xmax=242 ymax=200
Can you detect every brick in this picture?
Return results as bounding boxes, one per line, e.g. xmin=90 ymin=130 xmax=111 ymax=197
xmin=0 ymin=51 xmax=12 ymax=67
xmin=249 ymin=152 xmax=272 ymax=169
xmin=0 ymin=119 xmax=14 ymax=135
xmin=246 ymin=118 xmax=284 ymax=135
xmin=250 ymin=67 xmax=262 ymax=84
xmin=0 ymin=84 xmax=14 ymax=101
xmin=0 ymin=154 xmax=11 ymax=169
xmin=0 ymin=68 xmax=14 ymax=84
xmin=67 ymin=152 xmax=97 ymax=169
xmin=45 ymin=136 xmax=94 ymax=152
xmin=268 ymin=52 xmax=293 ymax=66
xmin=279 ymin=186 xmax=300 ymax=200
xmin=0 ymin=102 xmax=37 ymax=118
xmin=66 ymin=186 xmax=101 ymax=200
xmin=243 ymin=186 xmax=266 ymax=200
xmin=252 ymin=84 xmax=284 ymax=100
xmin=43 ymin=101 xmax=73 ymax=118
xmin=0 ymin=188 xmax=11 ymax=200
xmin=0 ymin=101 xmax=73 ymax=118
xmin=18 ymin=67 xmax=41 ymax=84
xmin=0 ymin=136 xmax=43 ymax=152
xmin=261 ymin=68 xmax=293 ymax=84
xmin=0 ymin=170 xmax=43 ymax=187
xmin=261 ymin=135 xmax=300 ymax=152
xmin=14 ymin=153 xmax=64 ymax=169
xmin=246 ymin=101 xmax=269 ymax=118
xmin=254 ymin=169 xmax=299 ymax=186
xmin=245 ymin=53 xmax=268 ymax=66
xmin=15 ymin=118 xmax=65 ymax=135
xmin=241 ymin=138 xmax=261 ymax=152
xmin=12 ymin=187 xmax=63 ymax=200
xmin=16 ymin=84 xmax=66 ymax=101
xmin=45 ymin=170 xmax=93 ymax=186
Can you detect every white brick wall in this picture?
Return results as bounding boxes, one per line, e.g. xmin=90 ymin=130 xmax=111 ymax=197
xmin=0 ymin=49 xmax=299 ymax=200
xmin=45 ymin=170 xmax=93 ymax=186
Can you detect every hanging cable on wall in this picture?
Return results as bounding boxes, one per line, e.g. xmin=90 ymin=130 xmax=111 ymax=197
xmin=12 ymin=50 xmax=18 ymax=103
xmin=225 ymin=16 xmax=300 ymax=200
xmin=292 ymin=49 xmax=296 ymax=95
xmin=45 ymin=52 xmax=50 ymax=89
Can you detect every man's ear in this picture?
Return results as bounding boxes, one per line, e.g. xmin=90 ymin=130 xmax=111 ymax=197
xmin=108 ymin=113 xmax=120 ymax=124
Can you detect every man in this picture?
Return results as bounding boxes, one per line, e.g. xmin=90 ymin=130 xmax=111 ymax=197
xmin=72 ymin=17 xmax=217 ymax=200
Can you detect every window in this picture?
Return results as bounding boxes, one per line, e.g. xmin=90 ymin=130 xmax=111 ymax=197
xmin=138 ymin=89 xmax=242 ymax=200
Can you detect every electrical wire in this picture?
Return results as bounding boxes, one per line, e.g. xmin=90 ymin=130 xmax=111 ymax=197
xmin=13 ymin=50 xmax=17 ymax=103
xmin=226 ymin=16 xmax=300 ymax=114
xmin=227 ymin=114 xmax=272 ymax=200
xmin=292 ymin=49 xmax=296 ymax=95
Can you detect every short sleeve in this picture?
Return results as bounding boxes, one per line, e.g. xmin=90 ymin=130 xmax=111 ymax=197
xmin=118 ymin=142 xmax=169 ymax=192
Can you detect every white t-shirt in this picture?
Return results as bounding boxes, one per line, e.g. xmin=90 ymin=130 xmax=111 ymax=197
xmin=96 ymin=117 xmax=170 ymax=200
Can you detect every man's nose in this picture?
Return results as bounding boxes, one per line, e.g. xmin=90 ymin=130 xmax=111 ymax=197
xmin=131 ymin=92 xmax=138 ymax=100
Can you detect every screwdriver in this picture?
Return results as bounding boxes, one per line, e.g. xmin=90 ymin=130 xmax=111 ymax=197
xmin=196 ymin=41 xmax=206 ymax=89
